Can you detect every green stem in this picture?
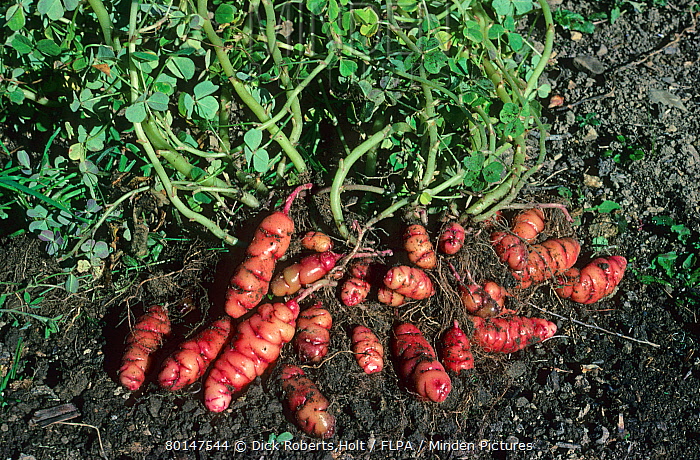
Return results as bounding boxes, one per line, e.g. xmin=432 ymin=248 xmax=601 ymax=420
xmin=61 ymin=185 xmax=151 ymax=261
xmin=196 ymin=0 xmax=307 ymax=172
xmin=330 ymin=124 xmax=407 ymax=240
xmin=128 ymin=1 xmax=238 ymax=246
xmin=87 ymin=0 xmax=114 ymax=49
xmin=142 ymin=119 xmax=261 ymax=208
xmin=219 ymin=86 xmax=232 ymax=153
xmin=524 ymin=0 xmax=555 ymax=100
xmin=261 ymin=0 xmax=303 ymax=144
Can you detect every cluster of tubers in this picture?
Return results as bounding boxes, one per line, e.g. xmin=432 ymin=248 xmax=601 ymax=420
xmin=117 ymin=199 xmax=627 ymax=439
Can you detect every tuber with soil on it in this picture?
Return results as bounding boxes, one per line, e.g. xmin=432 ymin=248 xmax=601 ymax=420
xmin=158 ymin=316 xmax=232 ymax=391
xmin=280 ymin=365 xmax=336 ymax=439
xmin=491 ymin=231 xmax=530 ymax=271
xmin=461 ymin=281 xmax=512 ymax=318
xmin=377 ymin=287 xmax=406 ymax=306
xmin=383 ymin=266 xmax=435 ymax=300
xmin=351 ymin=325 xmax=384 ymax=374
xmin=513 ymin=237 xmax=581 ymax=288
xmin=439 ymin=321 xmax=474 ymax=374
xmin=511 ymin=208 xmax=545 ymax=242
xmin=438 ymin=221 xmax=466 ymax=255
xmin=293 ymin=303 xmax=332 ymax=363
xmin=224 ymin=184 xmax=311 ymax=318
xmin=391 ymin=322 xmax=452 ymax=403
xmin=301 ymin=231 xmax=333 ymax=253
xmin=403 ymin=224 xmax=437 ymax=269
xmin=118 ymin=305 xmax=171 ymax=391
xmin=339 ymin=258 xmax=373 ymax=306
xmin=203 ymin=300 xmax=300 ymax=412
xmin=471 ymin=316 xmax=557 ymax=353
xmin=340 ymin=277 xmax=371 ymax=307
xmin=555 ymin=256 xmax=627 ymax=304
xmin=270 ymin=251 xmax=343 ymax=297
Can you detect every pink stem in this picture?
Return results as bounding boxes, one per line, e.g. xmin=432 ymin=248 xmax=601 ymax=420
xmin=283 ymin=183 xmax=313 ymax=215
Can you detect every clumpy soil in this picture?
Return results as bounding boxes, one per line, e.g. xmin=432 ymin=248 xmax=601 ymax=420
xmin=2 ymin=1 xmax=700 ymax=459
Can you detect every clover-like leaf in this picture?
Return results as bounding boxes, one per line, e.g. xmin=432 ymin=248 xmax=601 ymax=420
xmin=125 ymin=101 xmax=147 ymax=123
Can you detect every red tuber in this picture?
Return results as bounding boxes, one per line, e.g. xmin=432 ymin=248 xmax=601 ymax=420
xmin=511 ymin=208 xmax=545 ymax=242
xmin=118 ymin=305 xmax=171 ymax=391
xmin=404 ymin=224 xmax=437 ymax=269
xmin=514 ymin=237 xmax=581 ymax=288
xmin=490 ymin=231 xmax=529 ymax=271
xmin=377 ymin=287 xmax=406 ymax=306
xmin=224 ymin=184 xmax=311 ymax=318
xmin=384 ymin=265 xmax=435 ymax=300
xmin=391 ymin=322 xmax=452 ymax=402
xmin=301 ymin=231 xmax=333 ymax=253
xmin=294 ymin=303 xmax=332 ymax=363
xmin=351 ymin=325 xmax=384 ymax=374
xmin=555 ymin=256 xmax=627 ymax=304
xmin=471 ymin=316 xmax=557 ymax=353
xmin=439 ymin=321 xmax=474 ymax=373
xmin=158 ymin=316 xmax=232 ymax=391
xmin=438 ymin=221 xmax=466 ymax=255
xmin=340 ymin=277 xmax=371 ymax=307
xmin=280 ymin=365 xmax=336 ymax=439
xmin=203 ymin=300 xmax=300 ymax=412
xmin=270 ymin=251 xmax=343 ymax=297
xmin=460 ymin=280 xmax=511 ymax=318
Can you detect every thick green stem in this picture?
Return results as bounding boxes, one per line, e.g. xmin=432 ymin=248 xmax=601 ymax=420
xmin=87 ymin=0 xmax=114 ymax=49
xmin=524 ymin=0 xmax=555 ymax=100
xmin=330 ymin=124 xmax=407 ymax=240
xmin=261 ymin=0 xmax=303 ymax=144
xmin=196 ymin=0 xmax=307 ymax=173
xmin=128 ymin=1 xmax=238 ymax=245
xmin=142 ymin=119 xmax=261 ymax=208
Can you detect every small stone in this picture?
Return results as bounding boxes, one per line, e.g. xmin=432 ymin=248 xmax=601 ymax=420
xmin=573 ymin=55 xmax=606 ymax=75
xmin=583 ymin=174 xmax=603 ymax=188
xmin=570 ymin=31 xmax=583 ymax=41
xmin=583 ymin=127 xmax=598 ymax=142
xmin=596 ymin=44 xmax=608 ymax=56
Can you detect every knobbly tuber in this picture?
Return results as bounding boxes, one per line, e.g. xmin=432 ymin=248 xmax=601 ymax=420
xmin=438 ymin=221 xmax=465 ymax=255
xmin=377 ymin=287 xmax=406 ymax=306
xmin=281 ymin=365 xmax=336 ymax=439
xmin=340 ymin=277 xmax=371 ymax=307
xmin=490 ymin=231 xmax=529 ymax=271
xmin=224 ymin=184 xmax=310 ymax=318
xmin=460 ymin=280 xmax=511 ymax=318
xmin=118 ymin=305 xmax=171 ymax=391
xmin=270 ymin=251 xmax=342 ymax=297
xmin=294 ymin=303 xmax=332 ymax=363
xmin=512 ymin=208 xmax=545 ymax=242
xmin=384 ymin=265 xmax=435 ymax=300
xmin=403 ymin=224 xmax=437 ymax=269
xmin=514 ymin=237 xmax=581 ymax=288
xmin=555 ymin=256 xmax=627 ymax=304
xmin=351 ymin=325 xmax=384 ymax=374
xmin=301 ymin=231 xmax=333 ymax=253
xmin=439 ymin=321 xmax=474 ymax=373
xmin=391 ymin=322 xmax=452 ymax=402
xmin=203 ymin=300 xmax=300 ymax=412
xmin=158 ymin=316 xmax=232 ymax=391
xmin=471 ymin=316 xmax=557 ymax=353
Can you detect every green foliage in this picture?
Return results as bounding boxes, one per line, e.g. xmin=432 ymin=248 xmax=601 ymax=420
xmin=553 ymin=9 xmax=596 ymax=34
xmin=636 ymin=216 xmax=700 ymax=307
xmin=0 ymin=337 xmax=23 ymax=408
xmin=604 ymin=134 xmax=645 ymax=165
xmin=0 ymin=0 xmax=556 ymax=278
xmin=576 ymin=113 xmax=601 ymax=128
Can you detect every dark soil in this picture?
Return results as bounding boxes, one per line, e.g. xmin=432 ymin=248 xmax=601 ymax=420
xmin=2 ymin=1 xmax=700 ymax=459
